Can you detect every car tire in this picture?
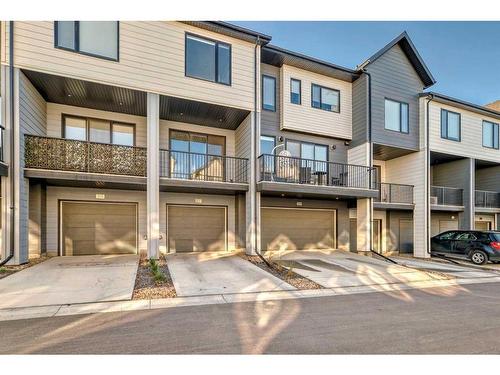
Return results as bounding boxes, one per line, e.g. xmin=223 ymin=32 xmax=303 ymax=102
xmin=470 ymin=250 xmax=488 ymax=265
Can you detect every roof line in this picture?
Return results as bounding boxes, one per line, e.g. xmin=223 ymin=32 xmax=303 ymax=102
xmin=421 ymin=91 xmax=500 ymax=119
xmin=207 ymin=21 xmax=272 ymax=42
xmin=264 ymin=44 xmax=358 ymax=74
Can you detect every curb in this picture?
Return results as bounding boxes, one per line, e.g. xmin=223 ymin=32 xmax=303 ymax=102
xmin=2 ymin=276 xmax=500 ymax=322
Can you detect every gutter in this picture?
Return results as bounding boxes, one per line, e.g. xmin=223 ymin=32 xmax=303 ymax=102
xmin=0 ymin=21 xmax=15 ymax=266
xmin=425 ymin=94 xmax=434 ymax=255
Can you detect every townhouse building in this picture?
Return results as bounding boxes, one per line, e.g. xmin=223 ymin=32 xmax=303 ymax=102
xmin=0 ymin=21 xmax=498 ymax=266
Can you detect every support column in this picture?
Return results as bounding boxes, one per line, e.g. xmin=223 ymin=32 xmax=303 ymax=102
xmin=146 ymin=92 xmax=160 ymax=259
xmin=246 ymin=111 xmax=258 ymax=255
xmin=356 ymin=198 xmax=371 ymax=253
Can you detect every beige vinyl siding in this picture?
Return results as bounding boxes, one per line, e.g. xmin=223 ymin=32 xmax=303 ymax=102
xmin=235 ymin=113 xmax=252 ymax=159
xmin=13 ymin=21 xmax=256 ymax=110
xmin=45 ymin=187 xmax=237 ymax=255
xmin=385 ymin=150 xmax=427 ymax=257
xmin=1 ymin=21 xmax=9 ymax=64
xmin=281 ymin=64 xmax=352 ymax=139
xmin=428 ymin=99 xmax=500 ymax=163
xmin=347 ymin=143 xmax=369 ymax=166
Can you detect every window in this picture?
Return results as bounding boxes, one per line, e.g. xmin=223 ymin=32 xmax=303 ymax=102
xmin=384 ymin=99 xmax=409 ymax=133
xmin=482 ymin=120 xmax=499 ymax=149
xmin=63 ymin=115 xmax=135 ymax=146
xmin=455 ymin=232 xmax=477 ymax=241
xmin=290 ymin=78 xmax=301 ymax=105
xmin=169 ymin=130 xmax=226 ymax=180
xmin=262 ymin=75 xmax=276 ymax=111
xmin=286 ymin=140 xmax=328 ymax=172
xmin=441 ymin=109 xmax=461 ymax=142
xmin=438 ymin=231 xmax=458 ymax=240
xmin=55 ymin=21 xmax=119 ymax=60
xmin=260 ymin=135 xmax=276 ymax=155
xmin=185 ymin=34 xmax=231 ymax=85
xmin=311 ymin=84 xmax=340 ymax=112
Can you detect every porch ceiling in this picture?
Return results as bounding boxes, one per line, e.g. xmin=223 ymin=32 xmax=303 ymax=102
xmin=373 ymin=143 xmax=417 ymax=161
xmin=23 ymin=69 xmax=251 ymax=130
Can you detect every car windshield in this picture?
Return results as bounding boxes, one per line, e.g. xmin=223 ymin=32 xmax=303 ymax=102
xmin=491 ymin=233 xmax=500 ymax=241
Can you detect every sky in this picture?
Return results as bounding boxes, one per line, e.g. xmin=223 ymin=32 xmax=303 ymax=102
xmin=232 ymin=21 xmax=500 ymax=106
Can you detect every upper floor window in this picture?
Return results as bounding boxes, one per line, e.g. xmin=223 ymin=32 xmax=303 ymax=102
xmin=384 ymin=99 xmax=409 ymax=133
xmin=441 ymin=109 xmax=461 ymax=142
xmin=55 ymin=21 xmax=119 ymax=61
xmin=262 ymin=75 xmax=276 ymax=111
xmin=260 ymin=135 xmax=276 ymax=155
xmin=290 ymin=78 xmax=301 ymax=105
xmin=63 ymin=115 xmax=135 ymax=146
xmin=483 ymin=120 xmax=499 ymax=149
xmin=311 ymin=84 xmax=339 ymax=112
xmin=185 ymin=34 xmax=231 ymax=85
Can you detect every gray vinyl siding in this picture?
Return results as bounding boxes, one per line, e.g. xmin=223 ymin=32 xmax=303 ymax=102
xmin=260 ymin=196 xmax=350 ymax=251
xmin=260 ymin=63 xmax=348 ymax=164
xmin=351 ymin=74 xmax=368 ymax=147
xmin=367 ymin=44 xmax=424 ymax=150
xmin=386 ymin=210 xmax=413 ymax=252
xmin=475 ymin=165 xmax=500 ymax=192
xmin=431 ymin=158 xmax=474 ymax=229
xmin=19 ymin=71 xmax=46 ymax=261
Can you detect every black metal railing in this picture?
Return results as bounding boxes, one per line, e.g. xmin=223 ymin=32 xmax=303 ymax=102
xmin=258 ymin=154 xmax=377 ymax=189
xmin=431 ymin=185 xmax=463 ymax=206
xmin=25 ymin=135 xmax=147 ymax=176
xmin=475 ymin=190 xmax=500 ymax=209
xmin=160 ymin=149 xmax=248 ymax=183
xmin=375 ymin=183 xmax=414 ymax=204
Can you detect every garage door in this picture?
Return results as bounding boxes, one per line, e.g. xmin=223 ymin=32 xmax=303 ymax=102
xmin=61 ymin=202 xmax=137 ymax=256
xmin=399 ymin=219 xmax=414 ymax=254
xmin=261 ymin=207 xmax=336 ymax=251
xmin=167 ymin=205 xmax=226 ymax=252
xmin=439 ymin=220 xmax=458 ymax=233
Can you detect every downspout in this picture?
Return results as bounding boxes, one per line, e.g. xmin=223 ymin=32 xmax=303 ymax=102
xmin=425 ymin=94 xmax=434 ymax=255
xmin=0 ymin=21 xmax=15 ymax=266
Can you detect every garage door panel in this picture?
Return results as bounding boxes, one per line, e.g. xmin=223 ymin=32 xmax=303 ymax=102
xmin=62 ymin=202 xmax=137 ymax=256
xmin=167 ymin=205 xmax=226 ymax=252
xmin=262 ymin=208 xmax=336 ymax=251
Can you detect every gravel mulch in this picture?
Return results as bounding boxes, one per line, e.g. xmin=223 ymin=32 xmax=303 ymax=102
xmin=132 ymin=255 xmax=177 ymax=299
xmin=0 ymin=255 xmax=49 ymax=280
xmin=241 ymin=254 xmax=323 ymax=290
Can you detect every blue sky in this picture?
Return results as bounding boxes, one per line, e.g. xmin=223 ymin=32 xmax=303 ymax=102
xmin=232 ymin=21 xmax=500 ymax=106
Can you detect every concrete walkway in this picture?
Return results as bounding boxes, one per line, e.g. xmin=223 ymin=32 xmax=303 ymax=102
xmin=166 ymin=252 xmax=294 ymax=296
xmin=0 ymin=255 xmax=139 ymax=309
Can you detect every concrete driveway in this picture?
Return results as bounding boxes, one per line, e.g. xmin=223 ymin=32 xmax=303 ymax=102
xmin=269 ymin=250 xmax=454 ymax=289
xmin=0 ymin=255 xmax=139 ymax=309
xmin=166 ymin=252 xmax=295 ymax=296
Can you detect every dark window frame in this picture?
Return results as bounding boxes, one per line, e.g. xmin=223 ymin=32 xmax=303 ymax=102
xmin=310 ymin=83 xmax=340 ymax=113
xmin=285 ymin=138 xmax=330 ymax=162
xmin=290 ymin=78 xmax=301 ymax=105
xmin=260 ymin=134 xmax=276 ymax=156
xmin=262 ymin=75 xmax=277 ymax=112
xmin=384 ymin=98 xmax=410 ymax=134
xmin=440 ymin=108 xmax=462 ymax=142
xmin=169 ymin=129 xmax=226 ymax=157
xmin=184 ymin=32 xmax=232 ymax=86
xmin=61 ymin=113 xmax=136 ymax=146
xmin=482 ymin=120 xmax=499 ymax=150
xmin=54 ymin=21 xmax=120 ymax=62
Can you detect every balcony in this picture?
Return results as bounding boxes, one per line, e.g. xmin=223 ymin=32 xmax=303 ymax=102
xmin=431 ymin=186 xmax=464 ymax=210
xmin=25 ymin=135 xmax=147 ymax=176
xmin=257 ymin=154 xmax=378 ymax=199
xmin=475 ymin=190 xmax=500 ymax=210
xmin=159 ymin=149 xmax=248 ymax=184
xmin=374 ymin=183 xmax=414 ymax=207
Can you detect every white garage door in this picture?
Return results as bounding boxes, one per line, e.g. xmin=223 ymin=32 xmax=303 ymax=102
xmin=261 ymin=207 xmax=336 ymax=251
xmin=439 ymin=220 xmax=459 ymax=233
xmin=61 ymin=201 xmax=138 ymax=256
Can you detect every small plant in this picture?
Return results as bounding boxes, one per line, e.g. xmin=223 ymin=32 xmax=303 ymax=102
xmin=148 ymin=258 xmax=166 ymax=284
xmin=149 ymin=258 xmax=159 ymax=273
xmin=0 ymin=267 xmax=7 ymax=274
xmin=153 ymin=271 xmax=166 ymax=283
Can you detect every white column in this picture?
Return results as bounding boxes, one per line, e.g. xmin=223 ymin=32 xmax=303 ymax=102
xmin=246 ymin=111 xmax=257 ymax=255
xmin=147 ymin=92 xmax=160 ymax=259
xmin=356 ymin=198 xmax=371 ymax=253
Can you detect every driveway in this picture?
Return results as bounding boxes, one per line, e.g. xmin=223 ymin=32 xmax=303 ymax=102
xmin=166 ymin=252 xmax=295 ymax=296
xmin=268 ymin=250 xmax=456 ymax=289
xmin=0 ymin=255 xmax=139 ymax=309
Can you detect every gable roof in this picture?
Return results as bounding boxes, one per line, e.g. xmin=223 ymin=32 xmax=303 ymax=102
xmin=182 ymin=21 xmax=272 ymax=45
xmin=360 ymin=31 xmax=436 ymax=89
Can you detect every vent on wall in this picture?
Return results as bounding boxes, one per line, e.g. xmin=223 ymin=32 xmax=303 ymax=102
xmin=430 ymin=196 xmax=438 ymax=205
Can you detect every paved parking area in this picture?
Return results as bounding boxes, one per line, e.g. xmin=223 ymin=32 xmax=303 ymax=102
xmin=0 ymin=255 xmax=139 ymax=309
xmin=268 ymin=250 xmax=498 ymax=289
xmin=166 ymin=252 xmax=295 ymax=296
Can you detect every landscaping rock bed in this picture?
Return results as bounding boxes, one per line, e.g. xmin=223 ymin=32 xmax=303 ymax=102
xmin=133 ymin=255 xmax=177 ymax=299
xmin=241 ymin=254 xmax=323 ymax=290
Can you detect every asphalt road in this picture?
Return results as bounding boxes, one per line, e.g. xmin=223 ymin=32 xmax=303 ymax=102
xmin=2 ymin=282 xmax=500 ymax=354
